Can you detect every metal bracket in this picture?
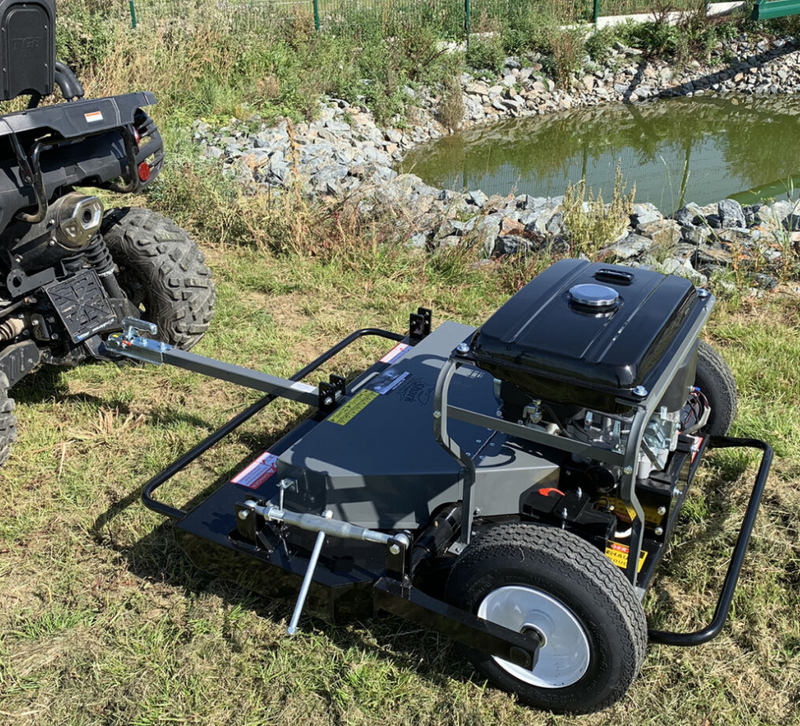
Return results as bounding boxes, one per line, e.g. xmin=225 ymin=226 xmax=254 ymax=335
xmin=237 ymin=499 xmax=411 ymax=635
xmin=409 ymin=307 xmax=432 ymax=341
xmin=318 ymin=374 xmax=346 ymax=413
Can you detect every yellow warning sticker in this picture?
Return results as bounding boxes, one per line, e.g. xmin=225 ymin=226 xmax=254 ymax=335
xmin=605 ymin=541 xmax=648 ymax=572
xmin=327 ymin=390 xmax=379 ymax=426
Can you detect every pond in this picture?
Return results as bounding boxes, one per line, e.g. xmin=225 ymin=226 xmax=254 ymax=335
xmin=400 ymin=95 xmax=800 ymax=211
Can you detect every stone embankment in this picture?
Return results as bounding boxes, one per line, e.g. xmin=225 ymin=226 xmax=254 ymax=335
xmin=194 ymin=32 xmax=800 ymax=284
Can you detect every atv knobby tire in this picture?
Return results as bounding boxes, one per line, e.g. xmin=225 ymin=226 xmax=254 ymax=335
xmin=102 ymin=208 xmax=215 ymax=350
xmin=445 ymin=523 xmax=647 ymax=714
xmin=695 ymin=340 xmax=738 ymax=436
xmin=0 ymin=372 xmax=17 ymax=467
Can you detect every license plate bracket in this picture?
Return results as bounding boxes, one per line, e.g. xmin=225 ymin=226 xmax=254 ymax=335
xmin=44 ymin=270 xmax=118 ymax=344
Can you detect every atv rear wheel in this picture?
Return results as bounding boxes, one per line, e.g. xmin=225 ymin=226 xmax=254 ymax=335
xmin=695 ymin=340 xmax=738 ymax=436
xmin=102 ymin=208 xmax=215 ymax=350
xmin=445 ymin=523 xmax=647 ymax=714
xmin=0 ymin=373 xmax=17 ymax=467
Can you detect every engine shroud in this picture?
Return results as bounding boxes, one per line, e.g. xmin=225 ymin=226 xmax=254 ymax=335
xmin=469 ymin=259 xmax=707 ymax=413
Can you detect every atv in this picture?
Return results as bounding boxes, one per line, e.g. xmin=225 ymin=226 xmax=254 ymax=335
xmin=0 ymin=0 xmax=215 ymax=466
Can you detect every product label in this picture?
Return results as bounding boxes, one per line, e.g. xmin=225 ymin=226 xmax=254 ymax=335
xmin=379 ymin=342 xmax=410 ymax=364
xmin=371 ymin=369 xmax=410 ymax=395
xmin=84 ymin=111 xmax=104 ymax=123
xmin=605 ymin=541 xmax=647 ymax=572
xmin=326 ymin=390 xmax=378 ymax=426
xmin=232 ymin=451 xmax=279 ymax=489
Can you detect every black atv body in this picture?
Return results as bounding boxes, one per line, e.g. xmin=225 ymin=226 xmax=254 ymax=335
xmin=0 ymin=0 xmax=214 ymax=464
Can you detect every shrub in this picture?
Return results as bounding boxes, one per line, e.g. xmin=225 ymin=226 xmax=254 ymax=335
xmin=466 ymin=35 xmax=506 ymax=74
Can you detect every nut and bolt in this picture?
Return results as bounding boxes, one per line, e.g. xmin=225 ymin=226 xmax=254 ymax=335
xmin=237 ymin=509 xmax=249 ymax=521
xmin=633 ymin=385 xmax=648 ymax=398
xmin=655 ymin=526 xmax=664 ymax=536
xmin=389 ymin=543 xmax=400 ymax=555
xmin=657 ymin=506 xmax=667 ymax=515
xmin=455 ymin=342 xmax=470 ymax=355
xmin=433 ymin=410 xmax=441 ymax=419
xmin=473 ymin=508 xmax=481 ymax=516
xmin=697 ymin=288 xmax=710 ymax=299
xmin=623 ymin=465 xmax=634 ymax=476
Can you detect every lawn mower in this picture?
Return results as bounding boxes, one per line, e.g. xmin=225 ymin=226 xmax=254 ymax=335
xmin=0 ymin=0 xmax=215 ymax=466
xmin=103 ymin=259 xmax=772 ymax=714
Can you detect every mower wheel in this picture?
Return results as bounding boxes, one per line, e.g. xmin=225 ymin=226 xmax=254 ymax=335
xmin=102 ymin=208 xmax=215 ymax=350
xmin=0 ymin=373 xmax=17 ymax=467
xmin=695 ymin=340 xmax=738 ymax=436
xmin=445 ymin=523 xmax=647 ymax=714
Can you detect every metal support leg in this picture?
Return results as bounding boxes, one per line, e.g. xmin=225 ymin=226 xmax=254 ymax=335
xmin=287 ymin=524 xmax=328 ymax=635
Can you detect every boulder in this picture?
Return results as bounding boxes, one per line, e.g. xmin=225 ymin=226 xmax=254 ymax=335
xmin=718 ymin=199 xmax=746 ymax=229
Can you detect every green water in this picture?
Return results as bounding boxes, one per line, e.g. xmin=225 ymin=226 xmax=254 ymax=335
xmin=401 ymin=95 xmax=800 ymax=210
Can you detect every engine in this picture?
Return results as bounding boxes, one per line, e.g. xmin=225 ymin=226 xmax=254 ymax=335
xmin=469 ymin=259 xmax=712 ymax=548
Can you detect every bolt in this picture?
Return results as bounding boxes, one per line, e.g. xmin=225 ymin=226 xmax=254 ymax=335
xmin=456 ymin=342 xmax=470 ymax=355
xmin=560 ymin=507 xmax=568 ymax=519
xmin=697 ymin=288 xmax=710 ymax=299
xmin=657 ymin=506 xmax=667 ymax=515
xmin=238 ymin=509 xmax=249 ymax=521
xmin=389 ymin=543 xmax=400 ymax=555
xmin=623 ymin=465 xmax=633 ymax=475
xmin=51 ymin=333 xmax=58 ymax=340
xmin=473 ymin=508 xmax=481 ymax=516
xmin=633 ymin=385 xmax=648 ymax=398
xmin=323 ymin=396 xmax=333 ymax=407
xmin=655 ymin=526 xmax=664 ymax=536
xmin=31 ymin=319 xmax=38 ymax=326
xmin=433 ymin=410 xmax=441 ymax=419
xmin=48 ymin=239 xmax=55 ymax=246
xmin=576 ymin=487 xmax=583 ymax=499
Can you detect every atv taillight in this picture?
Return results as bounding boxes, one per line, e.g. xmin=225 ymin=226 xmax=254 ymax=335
xmin=138 ymin=162 xmax=151 ymax=182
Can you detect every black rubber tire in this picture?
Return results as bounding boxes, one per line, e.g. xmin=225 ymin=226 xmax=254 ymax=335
xmin=695 ymin=340 xmax=738 ymax=436
xmin=102 ymin=208 xmax=215 ymax=350
xmin=0 ymin=372 xmax=17 ymax=467
xmin=445 ymin=523 xmax=647 ymax=714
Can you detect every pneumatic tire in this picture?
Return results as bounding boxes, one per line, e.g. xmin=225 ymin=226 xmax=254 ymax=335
xmin=0 ymin=372 xmax=17 ymax=467
xmin=445 ymin=523 xmax=647 ymax=714
xmin=695 ymin=340 xmax=738 ymax=436
xmin=102 ymin=208 xmax=215 ymax=350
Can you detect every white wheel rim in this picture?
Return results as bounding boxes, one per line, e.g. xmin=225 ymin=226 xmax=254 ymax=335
xmin=477 ymin=585 xmax=591 ymax=689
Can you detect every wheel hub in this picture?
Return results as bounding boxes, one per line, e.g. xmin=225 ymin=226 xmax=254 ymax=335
xmin=477 ymin=585 xmax=590 ymax=689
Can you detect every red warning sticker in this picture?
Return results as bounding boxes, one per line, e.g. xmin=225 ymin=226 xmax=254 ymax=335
xmin=84 ymin=111 xmax=104 ymax=123
xmin=232 ymin=451 xmax=279 ymax=489
xmin=380 ymin=342 xmax=410 ymax=364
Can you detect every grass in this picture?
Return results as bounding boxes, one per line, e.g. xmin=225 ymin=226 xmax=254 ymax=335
xmin=1 ymin=223 xmax=800 ymax=724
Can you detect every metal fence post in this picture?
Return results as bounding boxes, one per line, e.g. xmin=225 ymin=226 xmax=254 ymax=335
xmin=593 ymin=0 xmax=600 ymax=24
xmin=464 ymin=0 xmax=470 ymax=42
xmin=129 ymin=0 xmax=137 ymax=28
xmin=313 ymin=0 xmax=320 ymax=31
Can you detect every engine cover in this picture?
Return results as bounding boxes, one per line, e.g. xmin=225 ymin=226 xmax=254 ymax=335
xmin=469 ymin=259 xmax=710 ymax=412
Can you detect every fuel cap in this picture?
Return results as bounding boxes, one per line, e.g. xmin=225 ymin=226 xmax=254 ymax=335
xmin=568 ymin=283 xmax=619 ymax=311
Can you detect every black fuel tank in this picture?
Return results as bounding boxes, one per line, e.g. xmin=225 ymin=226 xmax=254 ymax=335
xmin=469 ymin=259 xmax=710 ymax=411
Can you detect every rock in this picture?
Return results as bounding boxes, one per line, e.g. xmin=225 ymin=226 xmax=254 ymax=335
xmin=467 ymin=189 xmax=488 ymax=208
xmin=637 ymin=219 xmax=681 ymax=247
xmin=705 ymin=214 xmax=722 ymax=229
xmin=500 ymin=217 xmax=525 ymax=236
xmin=692 ymin=246 xmax=734 ymax=269
xmin=466 ymin=82 xmax=490 ymax=96
xmin=545 ymin=212 xmax=565 ymax=237
xmin=682 ymin=225 xmax=710 ymax=246
xmin=674 ymin=202 xmax=704 ymax=227
xmin=718 ymin=198 xmax=746 ymax=229
xmin=475 ymin=214 xmax=503 ymax=257
xmin=660 ymin=257 xmax=707 ymax=286
xmin=782 ymin=213 xmax=800 ymax=231
xmin=603 ymin=233 xmax=653 ymax=260
xmin=495 ymin=235 xmax=531 ymax=256
xmin=631 ymin=202 xmax=662 ymax=227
